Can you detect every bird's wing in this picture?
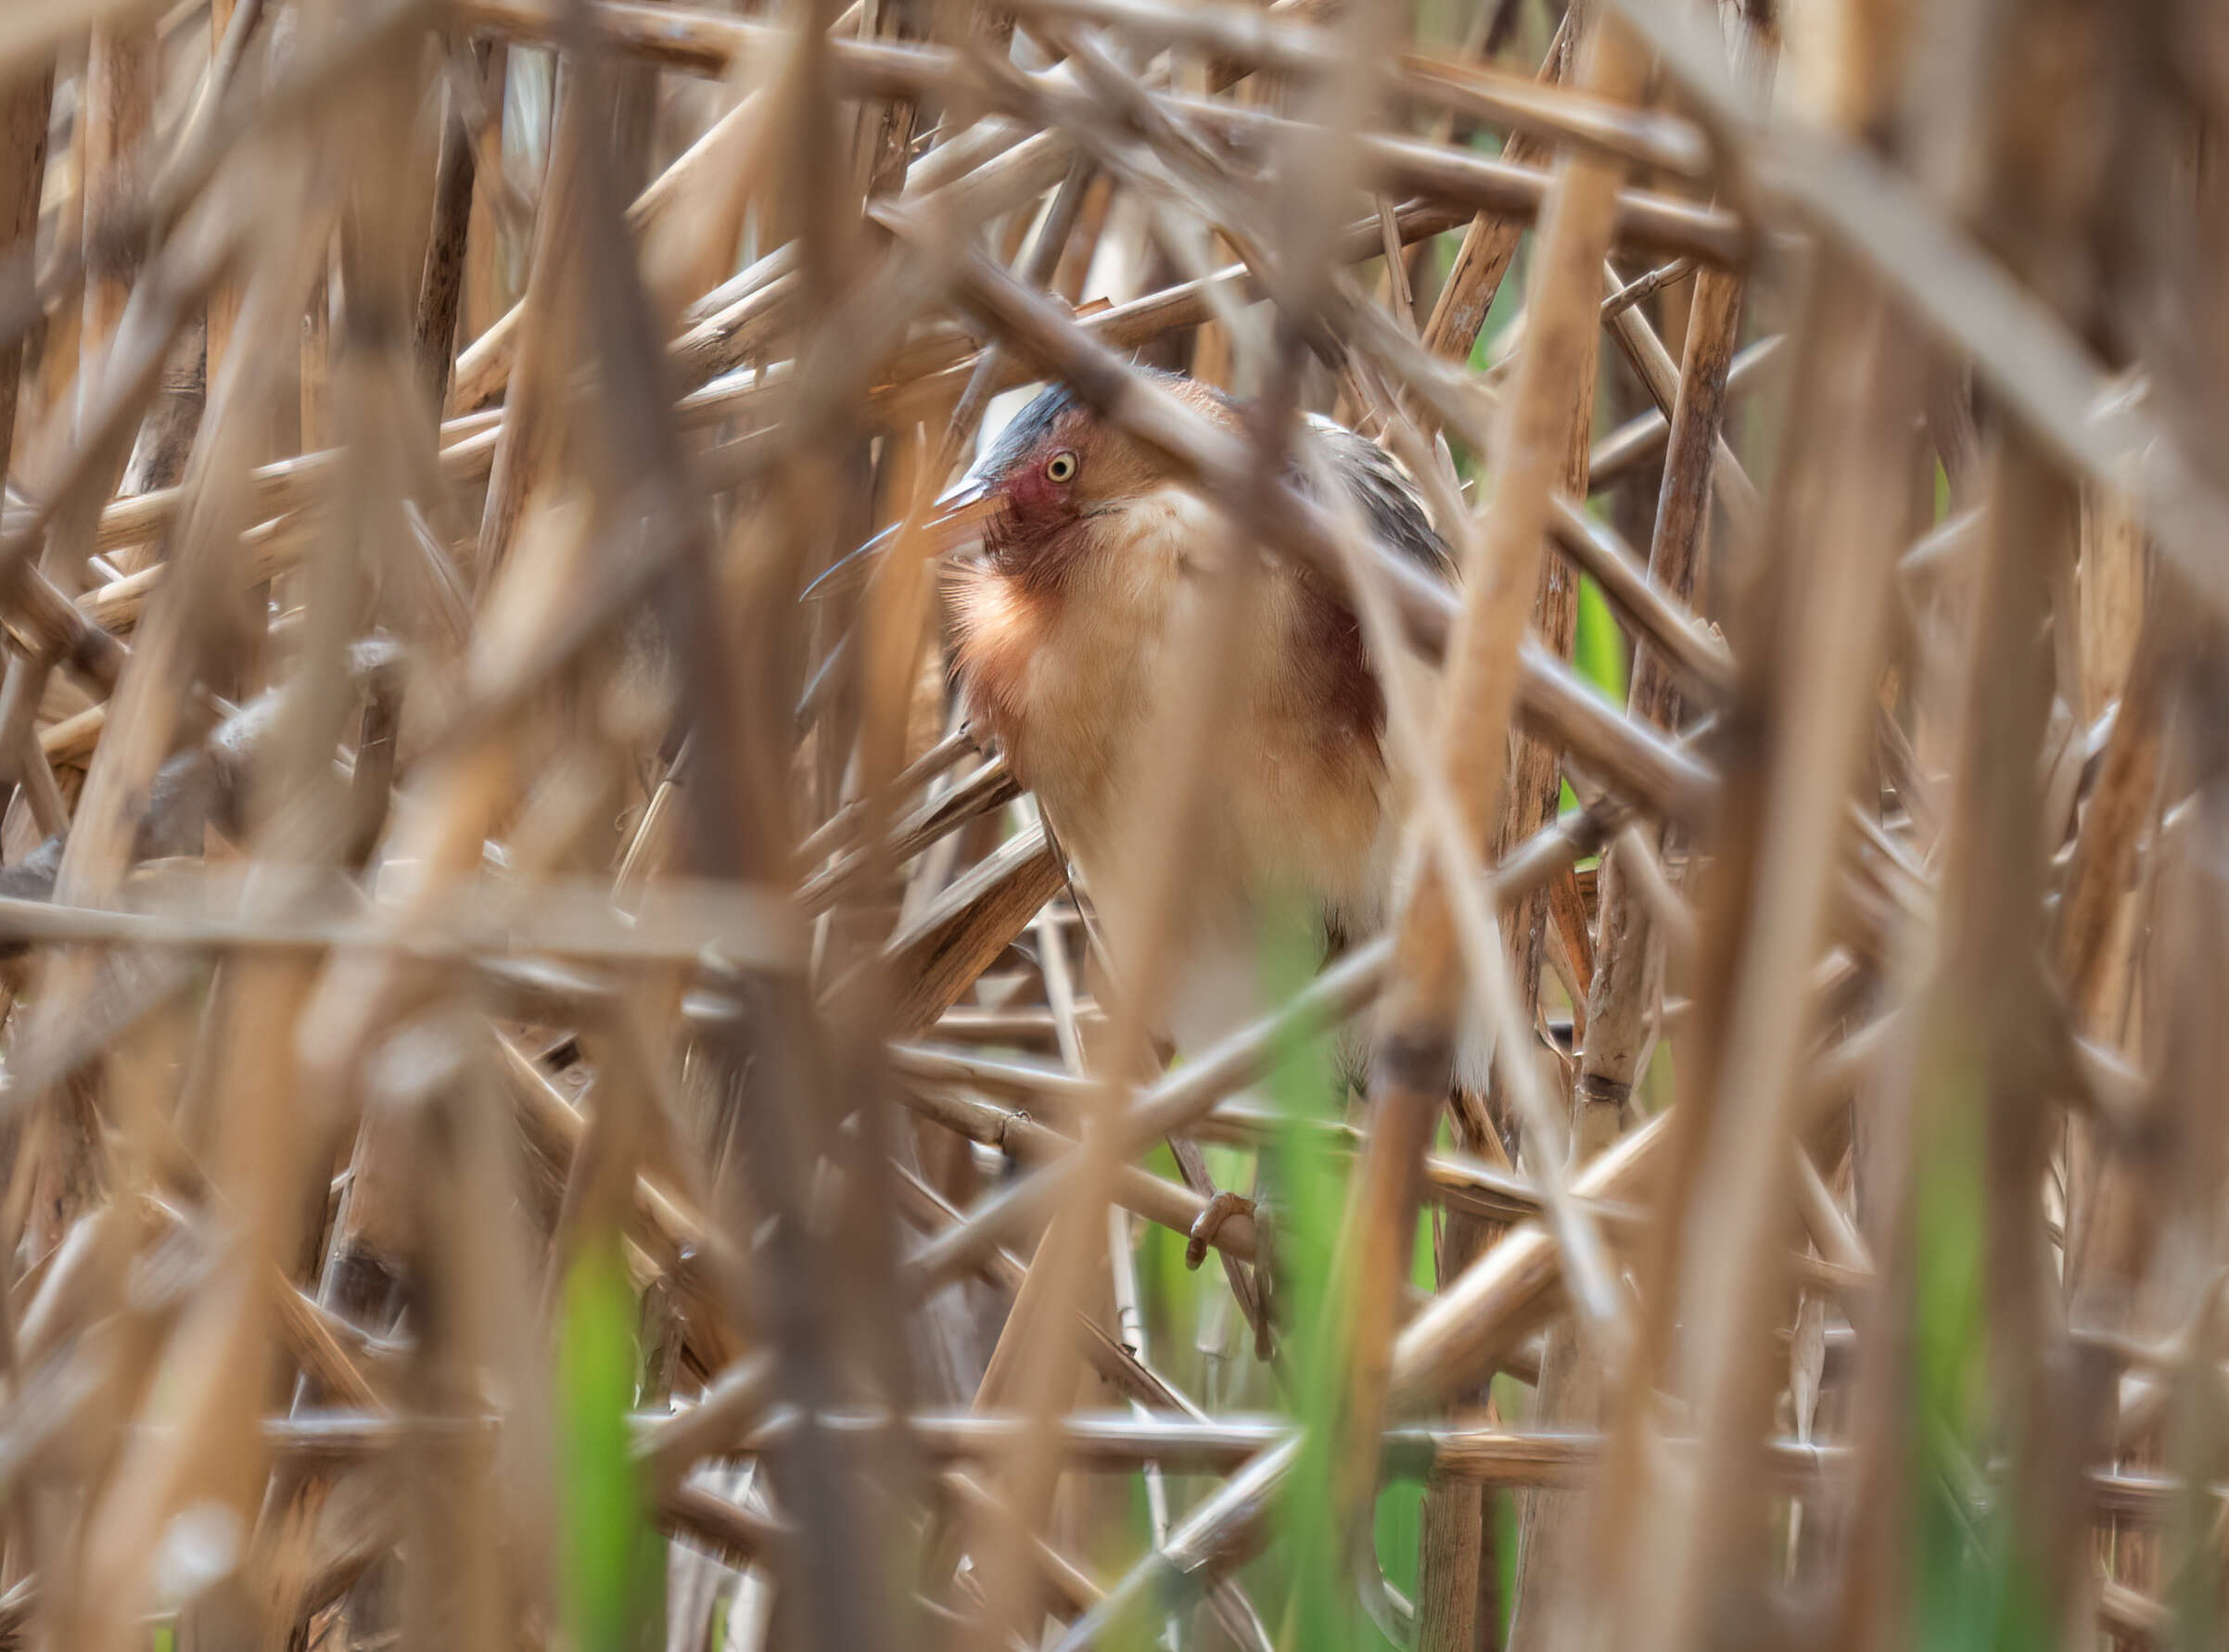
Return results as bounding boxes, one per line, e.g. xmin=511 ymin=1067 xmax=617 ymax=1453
xmin=1293 ymin=415 xmax=1458 ymax=583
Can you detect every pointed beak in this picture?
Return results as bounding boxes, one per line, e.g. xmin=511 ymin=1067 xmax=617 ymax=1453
xmin=799 ymin=477 xmax=1000 ymax=603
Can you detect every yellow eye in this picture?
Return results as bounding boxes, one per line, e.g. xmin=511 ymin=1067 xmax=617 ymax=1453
xmin=1043 ymin=451 xmax=1078 ymax=484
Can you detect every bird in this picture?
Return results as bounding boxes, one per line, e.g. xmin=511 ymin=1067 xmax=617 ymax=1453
xmin=938 ymin=370 xmax=1458 ymax=1074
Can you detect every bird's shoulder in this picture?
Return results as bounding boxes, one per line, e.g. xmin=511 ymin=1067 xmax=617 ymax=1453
xmin=1293 ymin=414 xmax=1457 ymax=584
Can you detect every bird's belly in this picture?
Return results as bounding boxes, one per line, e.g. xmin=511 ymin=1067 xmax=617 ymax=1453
xmin=1018 ymin=619 xmax=1387 ymax=893
xmin=985 ymin=515 xmax=1400 ymax=1056
xmin=1042 ymin=715 xmax=1397 ymax=1057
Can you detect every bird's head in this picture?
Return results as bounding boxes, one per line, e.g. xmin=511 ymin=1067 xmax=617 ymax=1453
xmin=971 ymin=378 xmax=1216 ymax=591
xmin=798 ymin=375 xmax=1219 ymax=610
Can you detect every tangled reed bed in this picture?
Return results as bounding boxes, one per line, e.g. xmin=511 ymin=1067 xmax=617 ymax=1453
xmin=0 ymin=0 xmax=2217 ymax=1647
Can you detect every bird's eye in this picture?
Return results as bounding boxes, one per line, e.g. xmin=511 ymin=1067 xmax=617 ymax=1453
xmin=1043 ymin=451 xmax=1078 ymax=484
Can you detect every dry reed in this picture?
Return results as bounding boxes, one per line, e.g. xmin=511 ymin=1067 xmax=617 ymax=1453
xmin=0 ymin=0 xmax=2214 ymax=1649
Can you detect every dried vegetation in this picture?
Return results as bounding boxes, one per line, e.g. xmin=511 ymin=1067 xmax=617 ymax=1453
xmin=0 ymin=0 xmax=2216 ymax=1648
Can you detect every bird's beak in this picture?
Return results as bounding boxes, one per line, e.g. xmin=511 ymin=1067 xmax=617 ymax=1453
xmin=799 ymin=477 xmax=1000 ymax=603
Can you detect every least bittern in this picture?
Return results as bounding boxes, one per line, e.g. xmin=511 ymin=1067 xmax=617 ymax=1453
xmin=827 ymin=371 xmax=1462 ymax=1079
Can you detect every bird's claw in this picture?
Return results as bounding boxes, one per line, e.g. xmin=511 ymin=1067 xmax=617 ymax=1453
xmin=1185 ymin=1191 xmax=1256 ymax=1271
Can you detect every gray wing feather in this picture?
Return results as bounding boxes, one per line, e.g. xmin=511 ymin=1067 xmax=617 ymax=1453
xmin=1296 ymin=414 xmax=1457 ymax=582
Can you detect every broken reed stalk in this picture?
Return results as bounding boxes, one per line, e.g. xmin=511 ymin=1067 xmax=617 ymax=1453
xmin=0 ymin=2 xmax=2220 ymax=1650
xmin=1325 ymin=21 xmax=1639 ymax=1643
xmin=1508 ymin=88 xmax=1751 ymax=1652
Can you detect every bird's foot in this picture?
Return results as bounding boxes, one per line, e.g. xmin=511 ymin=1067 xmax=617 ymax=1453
xmin=1184 ymin=1191 xmax=1256 ymax=1271
xmin=1186 ymin=1192 xmax=1279 ymax=1360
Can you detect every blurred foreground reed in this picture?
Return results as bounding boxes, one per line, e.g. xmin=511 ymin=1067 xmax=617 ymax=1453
xmin=0 ymin=0 xmax=2218 ymax=1647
